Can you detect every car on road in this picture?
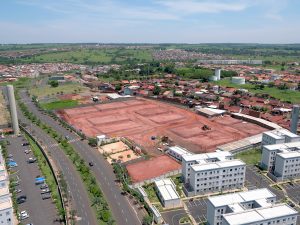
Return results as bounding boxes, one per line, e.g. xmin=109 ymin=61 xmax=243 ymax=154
xmin=8 ymin=154 xmax=13 ymax=158
xmin=89 ymin=162 xmax=94 ymax=167
xmin=35 ymin=177 xmax=45 ymax=185
xmin=18 ymin=210 xmax=29 ymax=220
xmin=27 ymin=157 xmax=37 ymax=163
xmin=22 ymin=142 xmax=30 ymax=146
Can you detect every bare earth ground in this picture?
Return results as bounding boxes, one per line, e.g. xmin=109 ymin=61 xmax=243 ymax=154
xmin=98 ymin=141 xmax=129 ymax=154
xmin=0 ymin=89 xmax=10 ymax=127
xmin=58 ymin=98 xmax=268 ymax=155
xmin=126 ymin=155 xmax=181 ymax=183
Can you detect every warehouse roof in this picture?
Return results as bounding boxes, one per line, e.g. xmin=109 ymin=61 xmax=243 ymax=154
xmin=154 ymin=179 xmax=180 ymax=201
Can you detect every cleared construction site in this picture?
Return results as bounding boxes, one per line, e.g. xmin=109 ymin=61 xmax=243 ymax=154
xmin=58 ymin=98 xmax=268 ymax=155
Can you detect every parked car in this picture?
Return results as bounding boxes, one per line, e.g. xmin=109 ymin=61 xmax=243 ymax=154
xmin=41 ymin=188 xmax=51 ymax=194
xmin=27 ymin=157 xmax=37 ymax=163
xmin=40 ymin=184 xmax=48 ymax=190
xmin=13 ymin=189 xmax=22 ymax=194
xmin=89 ymin=162 xmax=94 ymax=167
xmin=22 ymin=142 xmax=30 ymax=146
xmin=18 ymin=210 xmax=29 ymax=220
xmin=8 ymin=154 xmax=13 ymax=158
xmin=17 ymin=198 xmax=26 ymax=204
xmin=24 ymin=149 xmax=31 ymax=154
xmin=17 ymin=195 xmax=27 ymax=200
xmin=8 ymin=161 xmax=18 ymax=168
xmin=41 ymin=193 xmax=51 ymax=200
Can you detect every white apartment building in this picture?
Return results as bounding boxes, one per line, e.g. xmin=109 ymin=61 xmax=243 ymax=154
xmin=154 ymin=178 xmax=181 ymax=208
xmin=261 ymin=129 xmax=300 ymax=146
xmin=0 ymin=146 xmax=14 ymax=225
xmin=182 ymin=151 xmax=233 ymax=183
xmin=0 ymin=198 xmax=13 ymax=225
xmin=261 ymin=142 xmax=300 ymax=181
xmin=207 ymin=188 xmax=298 ymax=225
xmin=167 ymin=146 xmax=192 ymax=161
xmin=182 ymin=152 xmax=245 ymax=196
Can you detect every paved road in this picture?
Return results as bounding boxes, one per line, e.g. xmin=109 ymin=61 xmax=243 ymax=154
xmin=20 ymin=90 xmax=142 ymax=225
xmin=15 ymin=96 xmax=98 ymax=225
xmin=161 ymin=209 xmax=190 ymax=225
xmin=6 ymin=135 xmax=59 ymax=225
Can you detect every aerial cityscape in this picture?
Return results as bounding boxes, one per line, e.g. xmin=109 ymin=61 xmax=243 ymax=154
xmin=0 ymin=0 xmax=300 ymax=225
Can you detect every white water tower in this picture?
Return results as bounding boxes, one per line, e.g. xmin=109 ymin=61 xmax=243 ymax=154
xmin=6 ymin=85 xmax=19 ymax=135
xmin=215 ymin=68 xmax=221 ymax=80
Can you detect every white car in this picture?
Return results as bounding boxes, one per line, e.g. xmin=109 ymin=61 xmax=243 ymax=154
xmin=19 ymin=210 xmax=29 ymax=220
xmin=24 ymin=149 xmax=31 ymax=154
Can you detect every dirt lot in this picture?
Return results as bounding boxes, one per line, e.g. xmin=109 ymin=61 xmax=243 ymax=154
xmin=58 ymin=98 xmax=268 ymax=155
xmin=107 ymin=149 xmax=140 ymax=164
xmin=98 ymin=141 xmax=129 ymax=154
xmin=126 ymin=155 xmax=181 ymax=183
xmin=0 ymin=89 xmax=10 ymax=127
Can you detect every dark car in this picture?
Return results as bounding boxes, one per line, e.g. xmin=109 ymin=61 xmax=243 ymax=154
xmin=89 ymin=162 xmax=94 ymax=167
xmin=17 ymin=195 xmax=27 ymax=200
xmin=17 ymin=198 xmax=26 ymax=204
xmin=22 ymin=143 xmax=29 ymax=146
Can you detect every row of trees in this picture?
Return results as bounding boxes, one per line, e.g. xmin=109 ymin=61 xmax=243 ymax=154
xmin=18 ymin=93 xmax=114 ymax=224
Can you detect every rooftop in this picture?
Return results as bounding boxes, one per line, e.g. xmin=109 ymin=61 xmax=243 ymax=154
xmin=191 ymin=159 xmax=245 ymax=172
xmin=222 ymin=204 xmax=298 ymax=225
xmin=208 ymin=188 xmax=276 ymax=207
xmin=0 ymin=198 xmax=12 ymax=211
xmin=154 ymin=178 xmax=180 ymax=201
xmin=182 ymin=151 xmax=232 ymax=163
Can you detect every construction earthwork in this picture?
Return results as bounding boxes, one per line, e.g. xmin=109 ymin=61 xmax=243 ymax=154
xmin=58 ymin=98 xmax=268 ymax=156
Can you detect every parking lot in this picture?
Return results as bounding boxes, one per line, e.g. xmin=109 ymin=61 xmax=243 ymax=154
xmin=282 ymin=182 xmax=300 ymax=206
xmin=6 ymin=135 xmax=60 ymax=225
xmin=184 ymin=198 xmax=207 ymax=224
xmin=161 ymin=208 xmax=191 ymax=225
xmin=245 ymin=165 xmax=285 ymax=200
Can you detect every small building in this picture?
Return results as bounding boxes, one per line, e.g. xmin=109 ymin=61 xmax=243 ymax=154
xmin=123 ymin=85 xmax=140 ymax=96
xmin=167 ymin=146 xmax=192 ymax=161
xmin=207 ymin=188 xmax=298 ymax=225
xmin=196 ymin=107 xmax=226 ymax=118
xmin=96 ymin=135 xmax=107 ymax=146
xmin=231 ymin=77 xmax=245 ymax=85
xmin=154 ymin=178 xmax=181 ymax=208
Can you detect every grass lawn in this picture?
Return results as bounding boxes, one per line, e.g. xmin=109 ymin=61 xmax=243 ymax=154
xmin=214 ymin=78 xmax=300 ymax=104
xmin=143 ymin=184 xmax=160 ymax=203
xmin=29 ymin=83 xmax=88 ymax=98
xmin=235 ymin=148 xmax=262 ymax=165
xmin=24 ymin=133 xmax=63 ymax=215
xmin=40 ymin=99 xmax=78 ymax=110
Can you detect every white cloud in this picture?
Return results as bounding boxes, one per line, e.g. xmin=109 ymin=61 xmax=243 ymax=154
xmin=156 ymin=0 xmax=249 ymax=14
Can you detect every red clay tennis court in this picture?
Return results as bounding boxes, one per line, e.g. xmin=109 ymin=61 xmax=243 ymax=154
xmin=58 ymin=98 xmax=268 ymax=155
xmin=126 ymin=155 xmax=181 ymax=183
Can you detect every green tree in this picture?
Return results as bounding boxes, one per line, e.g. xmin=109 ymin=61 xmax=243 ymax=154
xmin=153 ymin=85 xmax=161 ymax=95
xmin=142 ymin=215 xmax=153 ymax=225
xmin=49 ymin=80 xmax=59 ymax=88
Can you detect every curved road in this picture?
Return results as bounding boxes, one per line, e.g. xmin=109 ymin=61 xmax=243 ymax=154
xmin=16 ymin=96 xmax=98 ymax=225
xmin=20 ymin=90 xmax=142 ymax=225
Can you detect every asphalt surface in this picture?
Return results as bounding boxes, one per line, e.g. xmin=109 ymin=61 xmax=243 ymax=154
xmin=6 ymin=135 xmax=59 ymax=225
xmin=184 ymin=198 xmax=208 ymax=224
xmin=161 ymin=209 xmax=190 ymax=225
xmin=245 ymin=165 xmax=285 ymax=200
xmin=15 ymin=95 xmax=98 ymax=225
xmin=19 ymin=90 xmax=142 ymax=225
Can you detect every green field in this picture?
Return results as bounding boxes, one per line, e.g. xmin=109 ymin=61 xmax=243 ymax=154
xmin=19 ymin=48 xmax=153 ymax=65
xmin=214 ymin=78 xmax=300 ymax=103
xmin=235 ymin=148 xmax=262 ymax=165
xmin=41 ymin=99 xmax=78 ymax=110
xmin=30 ymin=83 xmax=88 ymax=98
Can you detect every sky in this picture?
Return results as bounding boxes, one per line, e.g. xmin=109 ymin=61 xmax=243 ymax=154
xmin=0 ymin=0 xmax=299 ymax=43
